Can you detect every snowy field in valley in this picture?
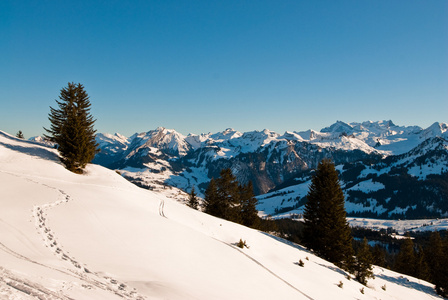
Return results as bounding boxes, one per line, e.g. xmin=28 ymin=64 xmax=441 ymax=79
xmin=347 ymin=218 xmax=448 ymax=234
xmin=0 ymin=130 xmax=444 ymax=299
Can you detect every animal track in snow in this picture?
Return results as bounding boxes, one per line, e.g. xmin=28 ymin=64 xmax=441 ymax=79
xmin=31 ymin=185 xmax=146 ymax=299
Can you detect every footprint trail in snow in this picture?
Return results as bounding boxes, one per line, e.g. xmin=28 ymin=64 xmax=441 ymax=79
xmin=31 ymin=182 xmax=146 ymax=299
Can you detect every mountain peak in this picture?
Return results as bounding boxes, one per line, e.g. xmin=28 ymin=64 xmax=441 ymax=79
xmin=421 ymin=122 xmax=448 ymax=140
xmin=321 ymin=121 xmax=354 ymax=134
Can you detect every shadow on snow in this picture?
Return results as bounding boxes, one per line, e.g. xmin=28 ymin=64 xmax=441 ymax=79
xmin=0 ymin=131 xmax=60 ymax=162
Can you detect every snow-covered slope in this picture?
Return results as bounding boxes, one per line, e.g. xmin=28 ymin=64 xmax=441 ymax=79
xmin=0 ymin=130 xmax=443 ymax=299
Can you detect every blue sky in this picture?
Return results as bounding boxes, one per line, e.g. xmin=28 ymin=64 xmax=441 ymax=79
xmin=1 ymin=1 xmax=447 ymax=138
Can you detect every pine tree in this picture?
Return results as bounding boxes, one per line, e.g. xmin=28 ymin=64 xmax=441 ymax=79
xmin=426 ymin=231 xmax=448 ymax=297
xmin=440 ymin=236 xmax=448 ymax=297
xmin=371 ymin=244 xmax=387 ymax=267
xmin=414 ymin=245 xmax=430 ymax=281
xmin=303 ymin=159 xmax=354 ymax=271
xmin=394 ymin=235 xmax=416 ymax=276
xmin=204 ymin=178 xmax=220 ymax=216
xmin=215 ymin=168 xmax=241 ymax=223
xmin=16 ymin=130 xmax=24 ymax=139
xmin=354 ymin=238 xmax=374 ymax=285
xmin=187 ymin=186 xmax=199 ymax=209
xmin=426 ymin=231 xmax=443 ymax=283
xmin=204 ymin=169 xmax=259 ymax=226
xmin=44 ymin=82 xmax=98 ymax=173
xmin=239 ymin=181 xmax=260 ymax=228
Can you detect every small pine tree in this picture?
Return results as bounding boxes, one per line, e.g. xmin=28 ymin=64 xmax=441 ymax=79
xmin=187 ymin=186 xmax=199 ymax=209
xmin=236 ymin=239 xmax=248 ymax=249
xmin=44 ymin=82 xmax=98 ymax=173
xmin=303 ymin=159 xmax=355 ymax=271
xmin=354 ymin=238 xmax=374 ymax=285
xmin=16 ymin=130 xmax=24 ymax=139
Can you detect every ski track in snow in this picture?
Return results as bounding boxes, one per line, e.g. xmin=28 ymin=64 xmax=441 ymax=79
xmin=0 ymin=170 xmax=146 ymax=299
xmin=158 ymin=199 xmax=166 ymax=218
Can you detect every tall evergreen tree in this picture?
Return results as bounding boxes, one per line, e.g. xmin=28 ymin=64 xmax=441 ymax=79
xmin=303 ymin=159 xmax=354 ymax=271
xmin=239 ymin=181 xmax=260 ymax=228
xmin=414 ymin=245 xmax=430 ymax=281
xmin=204 ymin=178 xmax=220 ymax=216
xmin=354 ymin=238 xmax=374 ymax=285
xmin=371 ymin=244 xmax=387 ymax=267
xmin=44 ymin=82 xmax=98 ymax=173
xmin=440 ymin=236 xmax=448 ymax=297
xmin=215 ymin=168 xmax=241 ymax=223
xmin=426 ymin=231 xmax=448 ymax=296
xmin=394 ymin=235 xmax=416 ymax=276
xmin=187 ymin=186 xmax=199 ymax=210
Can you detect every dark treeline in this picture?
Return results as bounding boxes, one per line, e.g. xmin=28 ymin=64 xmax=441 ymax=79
xmin=352 ymin=229 xmax=448 ymax=297
xmin=203 ymin=168 xmax=260 ymax=229
xmin=276 ymin=221 xmax=448 ymax=297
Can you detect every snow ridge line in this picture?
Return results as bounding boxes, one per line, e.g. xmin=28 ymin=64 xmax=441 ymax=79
xmin=229 ymin=243 xmax=314 ymax=300
xmin=31 ymin=186 xmax=147 ymax=299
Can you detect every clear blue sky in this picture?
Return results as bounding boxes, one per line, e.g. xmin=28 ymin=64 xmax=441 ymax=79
xmin=1 ymin=1 xmax=447 ymax=138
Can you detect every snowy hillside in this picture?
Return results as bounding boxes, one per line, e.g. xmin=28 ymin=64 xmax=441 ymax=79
xmin=0 ymin=130 xmax=444 ymax=299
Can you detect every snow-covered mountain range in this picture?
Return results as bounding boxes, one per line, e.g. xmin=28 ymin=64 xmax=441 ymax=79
xmin=90 ymin=120 xmax=448 ymax=219
xmin=0 ymin=130 xmax=444 ymax=299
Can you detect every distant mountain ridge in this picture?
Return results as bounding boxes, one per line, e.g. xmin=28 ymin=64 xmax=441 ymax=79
xmin=95 ymin=120 xmax=447 ymax=159
xmin=64 ymin=120 xmax=448 ymax=219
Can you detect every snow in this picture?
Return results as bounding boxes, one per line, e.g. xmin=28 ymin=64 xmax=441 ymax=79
xmin=0 ymin=130 xmax=444 ymax=300
xmin=345 ymin=199 xmax=388 ymax=215
xmin=347 ymin=179 xmax=385 ymax=192
xmin=257 ymin=181 xmax=310 ymax=216
xmin=348 ymin=217 xmax=448 ymax=234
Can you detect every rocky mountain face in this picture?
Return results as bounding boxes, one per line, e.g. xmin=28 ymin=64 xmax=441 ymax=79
xmin=92 ymin=121 xmax=448 ymax=219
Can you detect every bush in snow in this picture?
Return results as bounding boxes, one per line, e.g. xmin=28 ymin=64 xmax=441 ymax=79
xmin=236 ymin=239 xmax=249 ymax=249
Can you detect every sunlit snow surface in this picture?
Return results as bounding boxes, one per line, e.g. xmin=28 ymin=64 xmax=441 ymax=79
xmin=0 ymin=130 xmax=444 ymax=300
